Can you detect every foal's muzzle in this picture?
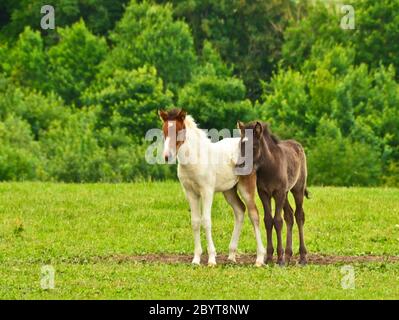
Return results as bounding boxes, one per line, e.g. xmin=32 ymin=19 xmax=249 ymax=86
xmin=163 ymin=151 xmax=174 ymax=162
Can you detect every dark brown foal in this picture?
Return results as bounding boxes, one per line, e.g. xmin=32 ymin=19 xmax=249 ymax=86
xmin=238 ymin=121 xmax=309 ymax=266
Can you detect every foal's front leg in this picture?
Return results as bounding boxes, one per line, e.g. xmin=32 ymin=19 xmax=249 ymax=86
xmin=274 ymin=191 xmax=287 ymax=266
xmin=258 ymin=188 xmax=273 ymax=264
xmin=202 ymin=191 xmax=217 ymax=266
xmin=187 ymin=192 xmax=202 ymax=265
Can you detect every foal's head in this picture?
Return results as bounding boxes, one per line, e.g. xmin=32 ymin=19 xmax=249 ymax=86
xmin=158 ymin=108 xmax=187 ymax=162
xmin=237 ymin=121 xmax=264 ymax=166
xmin=237 ymin=121 xmax=280 ymax=168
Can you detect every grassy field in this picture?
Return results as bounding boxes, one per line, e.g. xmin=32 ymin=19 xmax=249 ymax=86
xmin=0 ymin=182 xmax=398 ymax=299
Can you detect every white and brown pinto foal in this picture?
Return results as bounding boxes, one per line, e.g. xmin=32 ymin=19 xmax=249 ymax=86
xmin=159 ymin=108 xmax=265 ymax=266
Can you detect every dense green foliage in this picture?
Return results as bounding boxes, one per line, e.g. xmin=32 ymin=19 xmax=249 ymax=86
xmin=156 ymin=0 xmax=301 ymax=100
xmin=0 ymin=0 xmax=398 ymax=186
xmin=102 ymin=1 xmax=197 ymax=92
xmin=0 ymin=0 xmax=129 ymax=40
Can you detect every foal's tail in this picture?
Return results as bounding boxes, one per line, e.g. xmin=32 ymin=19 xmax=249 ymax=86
xmin=304 ymin=188 xmax=311 ymax=199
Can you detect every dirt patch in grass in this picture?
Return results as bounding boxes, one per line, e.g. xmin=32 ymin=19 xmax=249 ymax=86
xmin=94 ymin=253 xmax=399 ymax=266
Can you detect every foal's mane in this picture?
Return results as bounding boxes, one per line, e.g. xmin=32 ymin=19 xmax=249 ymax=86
xmin=185 ymin=115 xmax=209 ymax=141
xmin=184 ymin=115 xmax=199 ymax=130
xmin=262 ymin=122 xmax=280 ymax=145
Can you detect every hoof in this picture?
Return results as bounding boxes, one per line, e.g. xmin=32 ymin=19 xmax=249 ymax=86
xmin=266 ymin=257 xmax=274 ymax=265
xmin=255 ymin=261 xmax=264 ymax=267
xmin=277 ymin=260 xmax=285 ymax=267
xmin=192 ymin=257 xmax=201 ymax=265
xmin=227 ymin=255 xmax=236 ymax=263
xmin=208 ymin=261 xmax=217 ymax=267
xmin=299 ymin=258 xmax=308 ymax=266
xmin=255 ymin=255 xmax=265 ymax=267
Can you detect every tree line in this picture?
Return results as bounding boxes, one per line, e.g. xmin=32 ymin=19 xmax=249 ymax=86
xmin=0 ymin=0 xmax=398 ymax=186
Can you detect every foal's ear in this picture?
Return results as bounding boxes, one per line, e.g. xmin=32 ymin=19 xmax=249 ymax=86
xmin=158 ymin=109 xmax=168 ymax=122
xmin=254 ymin=122 xmax=263 ymax=138
xmin=177 ymin=109 xmax=187 ymax=121
xmin=237 ymin=121 xmax=245 ymax=136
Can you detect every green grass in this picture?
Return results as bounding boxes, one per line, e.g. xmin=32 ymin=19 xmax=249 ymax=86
xmin=0 ymin=182 xmax=398 ymax=299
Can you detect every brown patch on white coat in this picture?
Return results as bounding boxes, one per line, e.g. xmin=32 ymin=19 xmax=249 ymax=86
xmin=158 ymin=109 xmax=187 ymax=162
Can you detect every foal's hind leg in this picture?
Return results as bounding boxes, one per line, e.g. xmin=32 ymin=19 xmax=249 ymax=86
xmin=223 ymin=187 xmax=245 ymax=263
xmin=283 ymin=197 xmax=294 ymax=265
xmin=293 ymin=189 xmax=308 ymax=265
